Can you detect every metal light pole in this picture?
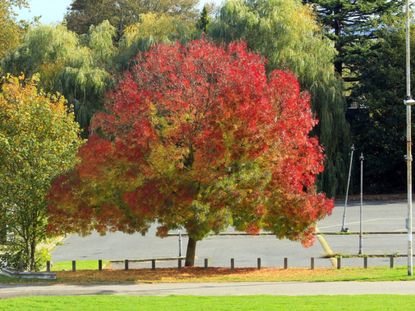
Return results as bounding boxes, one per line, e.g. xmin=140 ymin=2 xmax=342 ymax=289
xmin=341 ymin=144 xmax=355 ymax=232
xmin=358 ymin=153 xmax=364 ymax=255
xmin=404 ymin=0 xmax=415 ymax=276
xmin=178 ymin=230 xmax=182 ymax=257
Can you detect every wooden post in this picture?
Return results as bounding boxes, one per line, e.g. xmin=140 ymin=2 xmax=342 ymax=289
xmin=152 ymin=259 xmax=156 ymax=270
xmin=231 ymin=258 xmax=235 ymax=270
xmin=46 ymin=261 xmax=51 ymax=272
xmin=390 ymin=256 xmax=394 ymax=269
xmin=257 ymin=258 xmax=261 ymax=269
xmin=364 ymin=256 xmax=368 ymax=269
xmin=98 ymin=260 xmax=102 ymax=271
xmin=125 ymin=259 xmax=129 ymax=271
xmin=178 ymin=258 xmax=182 ymax=269
xmin=337 ymin=256 xmax=341 ymax=269
xmin=204 ymin=258 xmax=208 ymax=269
xmin=310 ymin=257 xmax=315 ymax=270
xmin=284 ymin=257 xmax=288 ymax=269
xmin=72 ymin=260 xmax=76 ymax=272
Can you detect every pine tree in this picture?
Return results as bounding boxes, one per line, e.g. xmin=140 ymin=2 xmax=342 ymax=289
xmin=303 ymin=0 xmax=403 ymax=80
xmin=196 ymin=5 xmax=209 ymax=33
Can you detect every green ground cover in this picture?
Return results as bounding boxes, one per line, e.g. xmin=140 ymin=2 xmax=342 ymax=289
xmin=1 ymin=295 xmax=414 ymax=311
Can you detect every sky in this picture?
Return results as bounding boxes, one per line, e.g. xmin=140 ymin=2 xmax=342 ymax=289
xmin=18 ymin=0 xmax=222 ymax=24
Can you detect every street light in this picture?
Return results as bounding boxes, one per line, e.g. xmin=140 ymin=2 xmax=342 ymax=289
xmin=341 ymin=144 xmax=355 ymax=232
xmin=404 ymin=0 xmax=414 ymax=276
xmin=358 ymin=153 xmax=364 ymax=255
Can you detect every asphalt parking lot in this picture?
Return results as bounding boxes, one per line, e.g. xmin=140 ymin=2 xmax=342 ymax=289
xmin=52 ymin=200 xmax=412 ymax=268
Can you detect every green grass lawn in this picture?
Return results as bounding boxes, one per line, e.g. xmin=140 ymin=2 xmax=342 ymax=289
xmin=49 ymin=260 xmax=110 ymax=271
xmin=1 ymin=295 xmax=415 ymax=311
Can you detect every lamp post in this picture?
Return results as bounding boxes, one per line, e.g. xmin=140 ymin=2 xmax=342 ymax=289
xmin=341 ymin=144 xmax=355 ymax=232
xmin=404 ymin=0 xmax=414 ymax=276
xmin=358 ymin=153 xmax=364 ymax=255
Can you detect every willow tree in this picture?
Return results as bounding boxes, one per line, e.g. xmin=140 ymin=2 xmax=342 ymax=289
xmin=1 ymin=21 xmax=116 ymax=134
xmin=209 ymin=0 xmax=350 ymax=196
xmin=116 ymin=12 xmax=197 ymax=70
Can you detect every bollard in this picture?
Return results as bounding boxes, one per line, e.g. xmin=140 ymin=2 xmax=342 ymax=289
xmin=257 ymin=258 xmax=261 ymax=270
xmin=72 ymin=260 xmax=76 ymax=272
xmin=364 ymin=256 xmax=368 ymax=269
xmin=46 ymin=261 xmax=51 ymax=272
xmin=204 ymin=258 xmax=208 ymax=269
xmin=178 ymin=258 xmax=182 ymax=269
xmin=284 ymin=257 xmax=288 ymax=270
xmin=152 ymin=259 xmax=156 ymax=270
xmin=231 ymin=258 xmax=235 ymax=270
xmin=310 ymin=257 xmax=315 ymax=270
xmin=337 ymin=256 xmax=341 ymax=270
xmin=125 ymin=259 xmax=129 ymax=271
xmin=98 ymin=260 xmax=102 ymax=271
xmin=390 ymin=256 xmax=394 ymax=269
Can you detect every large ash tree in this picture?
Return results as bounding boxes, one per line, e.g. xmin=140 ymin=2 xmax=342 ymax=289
xmin=47 ymin=40 xmax=333 ymax=266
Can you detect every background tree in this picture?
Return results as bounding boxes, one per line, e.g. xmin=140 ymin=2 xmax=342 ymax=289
xmin=303 ymin=0 xmax=403 ymax=80
xmin=65 ymin=0 xmax=199 ymax=38
xmin=208 ymin=0 xmax=350 ymax=197
xmin=1 ymin=22 xmax=117 ymax=135
xmin=116 ymin=12 xmax=196 ymax=70
xmin=196 ymin=5 xmax=209 ymax=33
xmin=0 ymin=76 xmax=83 ymax=271
xmin=348 ymin=26 xmax=415 ymax=193
xmin=0 ymin=0 xmax=28 ymax=60
xmin=48 ymin=40 xmax=333 ymax=266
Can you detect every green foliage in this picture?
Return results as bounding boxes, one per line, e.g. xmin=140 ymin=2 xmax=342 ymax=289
xmin=196 ymin=5 xmax=209 ymax=33
xmin=116 ymin=12 xmax=196 ymax=70
xmin=349 ymin=26 xmax=415 ymax=193
xmin=209 ymin=0 xmax=350 ymax=196
xmin=0 ymin=76 xmax=83 ymax=271
xmin=0 ymin=0 xmax=28 ymax=60
xmin=1 ymin=23 xmax=116 ymax=134
xmin=65 ymin=0 xmax=199 ymax=38
xmin=303 ymin=0 xmax=403 ymax=79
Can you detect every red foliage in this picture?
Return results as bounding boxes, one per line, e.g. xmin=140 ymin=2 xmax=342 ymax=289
xmin=48 ymin=39 xmax=333 ymax=246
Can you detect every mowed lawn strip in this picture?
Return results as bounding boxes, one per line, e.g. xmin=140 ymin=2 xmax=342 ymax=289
xmin=50 ymin=260 xmax=110 ymax=271
xmin=1 ymin=295 xmax=415 ymax=311
xmin=2 ymin=266 xmax=415 ymax=284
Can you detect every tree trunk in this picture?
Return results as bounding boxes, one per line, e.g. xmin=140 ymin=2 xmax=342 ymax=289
xmin=185 ymin=237 xmax=197 ymax=267
xmin=29 ymin=237 xmax=36 ymax=271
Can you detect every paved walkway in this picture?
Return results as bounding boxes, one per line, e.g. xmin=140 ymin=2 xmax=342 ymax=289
xmin=1 ymin=281 xmax=415 ymax=298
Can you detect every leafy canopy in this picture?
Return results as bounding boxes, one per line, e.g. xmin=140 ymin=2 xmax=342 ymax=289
xmin=0 ymin=75 xmax=83 ymax=271
xmin=48 ymin=40 xmax=333 ymax=265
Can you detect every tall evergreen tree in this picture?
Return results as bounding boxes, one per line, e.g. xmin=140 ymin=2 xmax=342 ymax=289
xmin=349 ymin=26 xmax=414 ymax=193
xmin=196 ymin=5 xmax=209 ymax=33
xmin=209 ymin=0 xmax=350 ymax=197
xmin=303 ymin=0 xmax=403 ymax=81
